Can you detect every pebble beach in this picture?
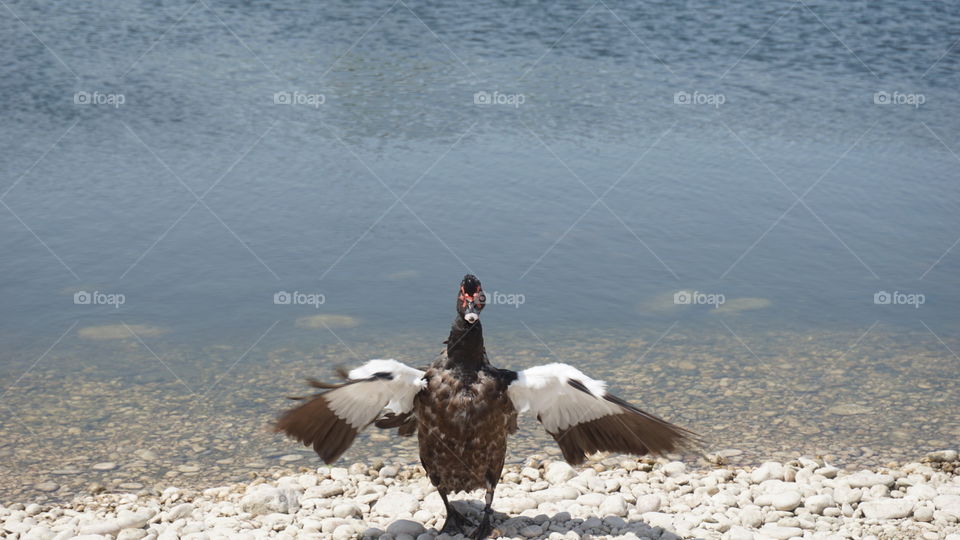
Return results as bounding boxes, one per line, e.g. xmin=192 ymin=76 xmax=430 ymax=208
xmin=4 ymin=449 xmax=959 ymax=540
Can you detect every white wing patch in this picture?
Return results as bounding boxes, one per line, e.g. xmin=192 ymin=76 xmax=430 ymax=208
xmin=324 ymin=359 xmax=426 ymax=429
xmin=507 ymin=363 xmax=621 ymax=432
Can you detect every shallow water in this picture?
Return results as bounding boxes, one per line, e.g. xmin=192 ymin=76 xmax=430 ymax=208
xmin=1 ymin=325 xmax=958 ymax=503
xmin=1 ymin=0 xmax=959 ymax=502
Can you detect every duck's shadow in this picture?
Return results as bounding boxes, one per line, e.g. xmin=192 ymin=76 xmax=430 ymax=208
xmin=386 ymin=499 xmax=684 ymax=540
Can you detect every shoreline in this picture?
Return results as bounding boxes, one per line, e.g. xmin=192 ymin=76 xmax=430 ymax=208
xmin=4 ymin=325 xmax=959 ymax=505
xmin=3 ymin=450 xmax=958 ymax=540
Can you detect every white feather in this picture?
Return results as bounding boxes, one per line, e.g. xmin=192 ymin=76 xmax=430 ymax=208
xmin=507 ymin=363 xmax=621 ymax=432
xmin=324 ymin=359 xmax=425 ymax=429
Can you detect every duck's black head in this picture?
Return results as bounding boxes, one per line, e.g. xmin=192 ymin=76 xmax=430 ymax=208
xmin=446 ymin=275 xmax=487 ymax=370
xmin=456 ymin=274 xmax=485 ymax=325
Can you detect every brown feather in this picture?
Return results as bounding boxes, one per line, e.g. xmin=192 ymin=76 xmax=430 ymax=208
xmin=306 ymin=377 xmax=345 ymax=390
xmin=323 ymin=419 xmax=357 ymax=463
xmin=273 ymin=392 xmax=360 ymax=465
xmin=374 ymin=412 xmax=418 ymax=437
xmin=550 ymin=393 xmax=700 ymax=465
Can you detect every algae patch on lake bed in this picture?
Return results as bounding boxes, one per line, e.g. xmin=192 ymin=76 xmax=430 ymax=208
xmin=77 ymin=324 xmax=168 ymax=340
xmin=712 ymin=297 xmax=772 ymax=314
xmin=295 ymin=314 xmax=360 ymax=329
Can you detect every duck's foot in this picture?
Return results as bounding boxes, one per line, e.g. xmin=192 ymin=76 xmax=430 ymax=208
xmin=439 ymin=507 xmax=473 ymax=535
xmin=470 ymin=510 xmax=493 ymax=540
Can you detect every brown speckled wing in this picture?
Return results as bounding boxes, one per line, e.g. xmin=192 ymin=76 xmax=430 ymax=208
xmin=275 ymin=359 xmax=425 ymax=464
xmin=273 ymin=392 xmax=360 ymax=464
xmin=550 ymin=388 xmax=699 ymax=465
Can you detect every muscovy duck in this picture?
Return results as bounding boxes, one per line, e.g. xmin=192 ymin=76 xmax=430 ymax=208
xmin=275 ymin=275 xmax=696 ymax=538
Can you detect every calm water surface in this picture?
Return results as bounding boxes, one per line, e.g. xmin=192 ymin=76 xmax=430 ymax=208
xmin=1 ymin=0 xmax=958 ymax=502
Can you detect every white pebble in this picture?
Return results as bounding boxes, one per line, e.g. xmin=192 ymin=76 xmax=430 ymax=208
xmin=770 ymin=491 xmax=802 ymax=511
xmin=634 ymin=493 xmax=661 ymax=514
xmin=739 ymin=507 xmax=763 ymax=528
xmin=751 ymin=462 xmax=784 ymax=483
xmin=374 ymin=492 xmax=419 ymax=516
xmin=544 ymin=462 xmax=576 ymax=484
xmin=333 ymin=502 xmax=362 ymax=518
xmin=860 ymin=498 xmax=915 ymax=520
xmin=6 ymin=454 xmax=960 ymax=540
xmin=804 ymin=493 xmax=834 ymax=515
xmin=598 ymin=494 xmax=628 ymax=517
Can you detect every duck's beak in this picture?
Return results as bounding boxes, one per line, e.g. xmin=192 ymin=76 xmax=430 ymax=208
xmin=464 ymin=312 xmax=479 ymax=323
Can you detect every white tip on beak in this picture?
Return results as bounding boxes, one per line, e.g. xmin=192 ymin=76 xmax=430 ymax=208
xmin=464 ymin=313 xmax=479 ymax=323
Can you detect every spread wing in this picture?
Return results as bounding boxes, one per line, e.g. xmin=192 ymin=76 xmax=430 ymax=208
xmin=506 ymin=363 xmax=698 ymax=465
xmin=274 ymin=359 xmax=426 ymax=463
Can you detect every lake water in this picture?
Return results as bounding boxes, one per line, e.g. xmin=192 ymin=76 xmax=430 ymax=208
xmin=1 ymin=0 xmax=958 ymax=502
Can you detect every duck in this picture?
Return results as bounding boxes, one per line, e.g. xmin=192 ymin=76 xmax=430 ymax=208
xmin=274 ymin=274 xmax=697 ymax=539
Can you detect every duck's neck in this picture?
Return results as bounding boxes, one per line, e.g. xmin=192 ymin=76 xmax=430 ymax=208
xmin=445 ymin=317 xmax=487 ymax=372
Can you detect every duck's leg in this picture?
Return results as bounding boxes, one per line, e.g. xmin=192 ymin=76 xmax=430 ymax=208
xmin=439 ymin=490 xmax=472 ymax=534
xmin=471 ymin=488 xmax=495 ymax=539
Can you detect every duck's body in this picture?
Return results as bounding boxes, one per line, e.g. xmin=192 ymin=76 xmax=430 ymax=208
xmin=416 ymin=361 xmax=516 ymax=494
xmin=275 ymin=275 xmax=697 ymax=538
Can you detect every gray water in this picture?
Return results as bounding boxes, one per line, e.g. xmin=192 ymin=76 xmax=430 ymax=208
xmin=1 ymin=0 xmax=958 ymax=502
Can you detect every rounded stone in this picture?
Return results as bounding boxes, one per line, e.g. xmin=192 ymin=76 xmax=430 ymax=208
xmin=599 ymin=494 xmax=628 ymax=517
xmin=662 ymin=461 xmax=686 ymax=476
xmin=543 ymin=461 xmax=577 ymax=484
xmin=333 ymin=503 xmax=362 ymax=519
xmin=804 ymin=494 xmax=834 ymax=515
xmin=926 ymin=450 xmax=958 ymax=462
xmin=860 ymin=498 xmax=915 ymax=520
xmin=635 ymin=493 xmax=661 ymax=514
xmin=379 ymin=465 xmax=399 ymax=478
xmin=374 ymin=492 xmax=418 ymax=515
xmin=386 ymin=519 xmax=425 ymax=536
xmin=770 ymin=491 xmax=802 ymax=512
xmin=519 ymin=524 xmax=543 ymax=537
xmin=35 ymin=481 xmax=59 ymax=492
